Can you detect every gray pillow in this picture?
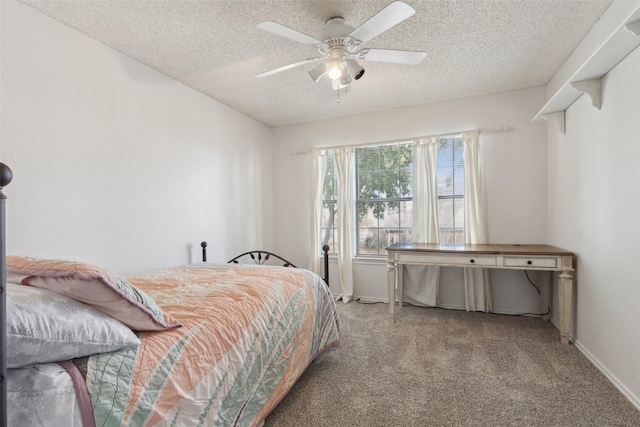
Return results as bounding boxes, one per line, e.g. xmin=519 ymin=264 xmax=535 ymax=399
xmin=7 ymin=283 xmax=141 ymax=368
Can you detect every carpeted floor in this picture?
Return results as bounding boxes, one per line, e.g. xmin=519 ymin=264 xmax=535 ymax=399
xmin=264 ymin=301 xmax=640 ymax=426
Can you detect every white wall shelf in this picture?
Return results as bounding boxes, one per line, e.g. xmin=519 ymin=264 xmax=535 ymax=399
xmin=533 ymin=5 xmax=640 ymax=133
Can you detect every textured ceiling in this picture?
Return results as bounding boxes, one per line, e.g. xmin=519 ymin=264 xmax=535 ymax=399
xmin=21 ymin=0 xmax=612 ymax=127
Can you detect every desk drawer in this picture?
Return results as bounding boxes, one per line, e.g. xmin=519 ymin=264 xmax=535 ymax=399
xmin=396 ymin=252 xmax=497 ymax=267
xmin=502 ymin=256 xmax=558 ymax=269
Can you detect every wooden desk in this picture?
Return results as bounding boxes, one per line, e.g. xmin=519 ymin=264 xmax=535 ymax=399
xmin=386 ymin=243 xmax=575 ymax=344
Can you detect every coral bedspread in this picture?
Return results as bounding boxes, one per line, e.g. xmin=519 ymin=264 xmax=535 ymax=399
xmin=86 ymin=264 xmax=339 ymax=427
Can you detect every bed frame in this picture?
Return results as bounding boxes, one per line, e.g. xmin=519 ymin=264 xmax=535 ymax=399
xmin=1 ymin=162 xmax=13 ymax=427
xmin=201 ymin=242 xmax=331 ymax=286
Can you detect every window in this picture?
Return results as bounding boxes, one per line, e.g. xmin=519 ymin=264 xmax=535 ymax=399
xmin=321 ymin=136 xmax=464 ymax=256
xmin=356 ymin=143 xmax=413 ymax=255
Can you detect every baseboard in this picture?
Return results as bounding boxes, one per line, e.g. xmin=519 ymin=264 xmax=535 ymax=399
xmin=572 ymin=339 xmax=640 ymax=411
xmin=349 ymin=298 xmax=550 ymax=317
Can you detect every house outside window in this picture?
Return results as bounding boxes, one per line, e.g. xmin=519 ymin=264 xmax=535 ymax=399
xmin=321 ymin=136 xmax=464 ymax=256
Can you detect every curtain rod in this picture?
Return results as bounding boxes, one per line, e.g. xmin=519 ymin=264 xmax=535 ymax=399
xmin=290 ymin=125 xmax=518 ymax=155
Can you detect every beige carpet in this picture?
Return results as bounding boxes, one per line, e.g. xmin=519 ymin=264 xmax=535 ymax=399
xmin=264 ymin=301 xmax=640 ymax=426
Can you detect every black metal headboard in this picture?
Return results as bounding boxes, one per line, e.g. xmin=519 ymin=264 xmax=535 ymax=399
xmin=1 ymin=163 xmax=14 ymax=427
xmin=200 ymin=242 xmax=330 ymax=286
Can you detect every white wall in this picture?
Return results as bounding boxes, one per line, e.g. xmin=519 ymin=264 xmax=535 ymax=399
xmin=548 ymin=46 xmax=640 ymax=406
xmin=0 ymin=1 xmax=273 ymax=274
xmin=272 ymin=86 xmax=552 ymax=314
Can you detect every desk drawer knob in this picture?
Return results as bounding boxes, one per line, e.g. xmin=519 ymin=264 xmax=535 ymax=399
xmin=470 ymin=259 xmax=475 ymax=263
xmin=527 ymin=260 xmax=532 ymax=265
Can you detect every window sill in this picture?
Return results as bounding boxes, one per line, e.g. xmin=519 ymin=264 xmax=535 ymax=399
xmin=321 ymin=255 xmax=387 ymax=265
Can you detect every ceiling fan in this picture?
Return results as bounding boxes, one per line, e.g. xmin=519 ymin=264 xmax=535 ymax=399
xmin=254 ymin=1 xmax=427 ymax=91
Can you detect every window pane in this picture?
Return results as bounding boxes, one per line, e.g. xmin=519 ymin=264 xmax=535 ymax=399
xmin=379 ymin=203 xmax=399 ymax=228
xmin=438 ymin=198 xmax=453 ymax=240
xmin=399 ymin=201 xmax=412 ymax=229
xmin=379 ymin=146 xmax=399 ymax=170
xmin=437 ymin=147 xmax=454 ymax=197
xmin=358 ymin=228 xmax=379 ymax=255
xmin=358 ymin=202 xmax=377 ymax=229
xmin=379 ymin=171 xmax=399 ymax=198
xmin=399 ymin=169 xmax=412 ymax=197
xmin=358 ymin=171 xmax=379 ymax=199
xmin=323 ymin=174 xmax=334 ymax=200
xmin=323 ymin=152 xmax=336 ymax=200
xmin=322 ymin=202 xmax=337 ymax=228
xmin=357 ymin=147 xmax=379 ymax=171
xmin=322 ymin=189 xmax=338 ymax=253
xmin=454 ymin=160 xmax=464 ymax=195
xmin=454 ymin=197 xmax=465 ymax=229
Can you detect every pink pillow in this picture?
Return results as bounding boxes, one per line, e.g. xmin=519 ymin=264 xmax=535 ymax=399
xmin=7 ymin=255 xmax=181 ymax=331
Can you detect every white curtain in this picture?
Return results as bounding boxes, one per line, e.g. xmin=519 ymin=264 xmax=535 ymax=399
xmin=404 ymin=137 xmax=440 ymax=306
xmin=309 ymin=149 xmax=328 ymax=275
xmin=334 ymin=147 xmax=355 ymax=302
xmin=462 ymin=130 xmax=492 ymax=312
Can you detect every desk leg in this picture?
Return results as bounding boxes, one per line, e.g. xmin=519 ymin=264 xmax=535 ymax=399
xmin=397 ymin=264 xmax=404 ymax=309
xmin=558 ymin=271 xmax=574 ymax=345
xmin=540 ymin=271 xmax=551 ymax=321
xmin=387 ymin=262 xmax=397 ymax=322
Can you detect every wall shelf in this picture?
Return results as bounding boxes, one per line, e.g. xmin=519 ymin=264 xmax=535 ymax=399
xmin=533 ymin=6 xmax=640 ymax=134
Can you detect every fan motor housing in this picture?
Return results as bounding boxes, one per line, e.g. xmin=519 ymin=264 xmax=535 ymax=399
xmin=319 ymin=17 xmax=355 ymax=41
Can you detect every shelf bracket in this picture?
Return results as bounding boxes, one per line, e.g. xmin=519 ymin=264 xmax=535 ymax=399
xmin=625 ymin=18 xmax=640 ymax=36
xmin=540 ymin=111 xmax=565 ymax=135
xmin=570 ymin=78 xmax=602 ymax=110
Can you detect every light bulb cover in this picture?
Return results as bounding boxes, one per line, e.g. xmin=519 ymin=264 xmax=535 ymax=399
xmin=346 ymin=59 xmax=365 ymax=80
xmin=328 ymin=66 xmax=342 ymax=80
xmin=327 ymin=58 xmax=343 ymax=80
xmin=309 ymin=63 xmax=328 ymax=82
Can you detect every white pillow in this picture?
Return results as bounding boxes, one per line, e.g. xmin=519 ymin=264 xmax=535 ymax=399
xmin=7 ymin=283 xmax=141 ymax=368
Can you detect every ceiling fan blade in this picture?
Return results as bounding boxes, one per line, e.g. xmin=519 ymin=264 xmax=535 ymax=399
xmin=360 ymin=48 xmax=427 ymax=64
xmin=255 ymin=58 xmax=319 ymax=78
xmin=257 ymin=21 xmax=321 ymax=45
xmin=349 ymin=1 xmax=416 ymax=44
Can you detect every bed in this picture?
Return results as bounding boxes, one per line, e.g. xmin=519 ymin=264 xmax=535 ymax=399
xmin=0 ymin=163 xmax=339 ymax=427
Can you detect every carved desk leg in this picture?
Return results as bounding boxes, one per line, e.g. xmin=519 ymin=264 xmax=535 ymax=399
xmin=558 ymin=270 xmax=574 ymax=345
xmin=540 ymin=271 xmax=552 ymax=321
xmin=387 ymin=261 xmax=397 ymax=322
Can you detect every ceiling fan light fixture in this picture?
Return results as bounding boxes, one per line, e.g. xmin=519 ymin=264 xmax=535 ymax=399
xmin=328 ymin=66 xmax=342 ymax=80
xmin=309 ymin=62 xmax=328 ymax=82
xmin=327 ymin=58 xmax=343 ymax=80
xmin=341 ymin=69 xmax=353 ymax=85
xmin=346 ymin=59 xmax=365 ymax=80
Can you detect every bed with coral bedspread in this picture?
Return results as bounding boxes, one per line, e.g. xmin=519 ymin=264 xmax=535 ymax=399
xmin=5 ymin=256 xmax=340 ymax=427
